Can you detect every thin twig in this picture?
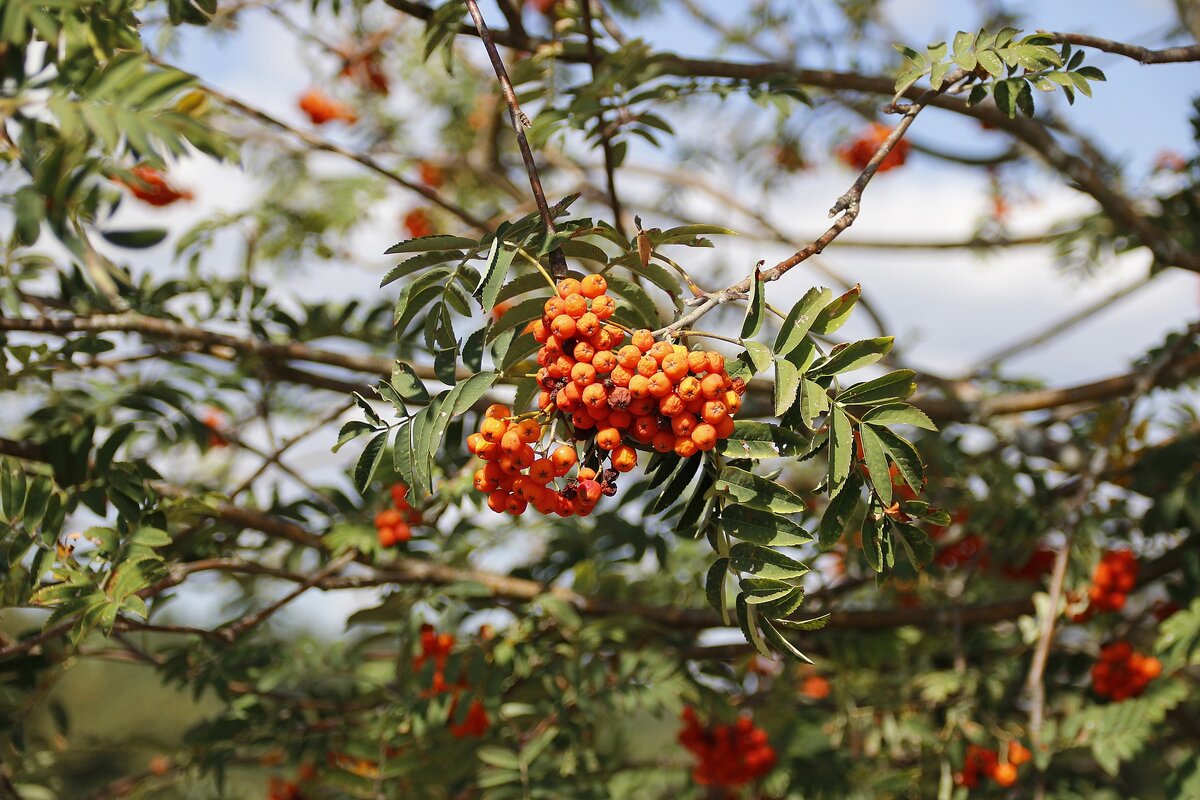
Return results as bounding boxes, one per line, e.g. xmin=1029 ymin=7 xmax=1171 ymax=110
xmin=579 ymin=0 xmax=626 ymax=237
xmin=462 ymin=0 xmax=569 ymax=279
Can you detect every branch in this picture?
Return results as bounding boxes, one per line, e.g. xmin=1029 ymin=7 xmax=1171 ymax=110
xmin=655 ymin=72 xmax=966 ymax=336
xmin=1043 ymin=31 xmax=1200 ymax=64
xmin=379 ymin=2 xmax=1200 ymax=275
xmin=462 ymin=0 xmax=569 ymax=279
xmin=578 ymin=0 xmax=627 ymax=237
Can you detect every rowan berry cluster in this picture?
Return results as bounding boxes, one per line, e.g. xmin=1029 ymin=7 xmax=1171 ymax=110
xmin=297 ymin=89 xmax=358 ymax=125
xmin=1091 ymin=640 xmax=1162 ymax=701
xmin=955 ymin=742 xmax=1030 ymax=790
xmin=836 ymin=122 xmax=910 ymax=173
xmin=1082 ymin=549 xmax=1139 ymax=615
xmin=677 ymin=708 xmax=776 ymax=789
xmin=469 ymin=276 xmax=743 ymax=516
xmin=404 ymin=208 xmax=434 ymax=238
xmin=374 ymin=483 xmax=421 ymax=547
xmin=413 ymin=625 xmax=491 ymax=739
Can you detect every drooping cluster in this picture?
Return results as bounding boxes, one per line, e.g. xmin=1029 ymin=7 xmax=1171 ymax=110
xmin=375 ymin=483 xmax=420 ymax=547
xmin=1091 ymin=641 xmax=1162 ymax=701
xmin=955 ymin=742 xmax=1030 ymax=790
xmin=297 ymin=89 xmax=358 ymax=125
xmin=469 ymin=276 xmax=743 ymax=516
xmin=836 ymin=122 xmax=910 ymax=173
xmin=1083 ymin=549 xmax=1139 ymax=615
xmin=677 ymin=707 xmax=776 ymax=789
xmin=412 ymin=625 xmax=491 ymax=739
xmin=116 ymin=165 xmax=193 ymax=206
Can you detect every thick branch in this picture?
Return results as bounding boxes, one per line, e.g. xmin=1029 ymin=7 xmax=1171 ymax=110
xmin=1044 ymin=31 xmax=1200 ymax=64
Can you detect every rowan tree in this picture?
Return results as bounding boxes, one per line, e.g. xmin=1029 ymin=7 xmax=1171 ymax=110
xmin=1 ymin=1 xmax=1199 ymax=798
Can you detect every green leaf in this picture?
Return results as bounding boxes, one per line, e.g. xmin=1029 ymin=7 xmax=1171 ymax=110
xmin=893 ymin=521 xmax=934 ymax=567
xmin=810 ymin=337 xmax=894 ymax=377
xmin=652 ymin=224 xmax=738 ymax=246
xmin=858 ymin=424 xmax=892 ymax=506
xmin=484 ymin=296 xmax=546 ymax=343
xmin=873 ymin=427 xmax=924 ymax=494
xmin=14 ymin=185 xmax=43 ymax=245
xmin=477 ymin=747 xmax=520 ymax=770
xmin=333 ymin=420 xmax=373 ymax=453
xmin=952 ymin=31 xmax=978 ymax=70
xmin=837 ymin=370 xmax=917 ymax=406
xmin=451 ymin=372 xmax=498 ymax=414
xmin=740 ymin=268 xmax=765 ymax=339
xmin=774 ymin=286 xmax=833 ymax=356
xmin=714 ymin=467 xmax=806 ymax=514
xmin=706 ymin=558 xmax=730 ymax=625
xmin=798 ymin=379 xmax=831 ymax=429
xmin=102 ymin=228 xmax=168 ymax=248
xmin=721 ymin=505 xmax=811 ymax=546
xmin=737 ymin=598 xmax=773 ymax=658
xmin=828 ymin=406 xmax=853 ymax=493
xmin=742 ymin=341 xmax=773 ymax=374
xmin=818 ymin=475 xmax=861 ymax=550
xmin=717 ymin=421 xmax=811 ymax=460
xmin=862 ymin=403 xmax=937 ymax=431
xmin=810 ymin=284 xmax=860 ymax=335
xmin=354 ymin=430 xmax=389 ymax=494
xmin=385 ymin=235 xmax=478 ymax=255
xmin=776 ymin=614 xmax=831 ymax=632
xmin=977 ymin=48 xmax=1004 ymax=77
xmin=759 ymin=618 xmax=814 ymax=664
xmin=391 ymin=361 xmax=430 ymax=404
xmin=993 ymin=78 xmax=1017 ymax=117
xmin=773 ymin=358 xmax=801 ymax=417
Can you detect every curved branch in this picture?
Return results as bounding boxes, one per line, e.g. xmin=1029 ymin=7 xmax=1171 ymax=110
xmin=1043 ymin=31 xmax=1200 ymax=64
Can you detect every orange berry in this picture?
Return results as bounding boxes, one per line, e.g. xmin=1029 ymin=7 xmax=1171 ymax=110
xmin=592 ymin=350 xmax=617 ymax=373
xmin=551 ymin=314 xmax=577 ymax=339
xmin=487 ymin=491 xmax=509 ymax=513
xmin=610 ymin=364 xmax=633 ymax=387
xmin=691 ymin=423 xmax=718 ymax=451
xmin=591 ymin=294 xmax=616 ymax=319
xmin=544 ymin=296 xmax=566 ymax=318
xmin=598 ymin=325 xmax=625 ymax=349
xmin=394 ymin=522 xmax=412 ymax=542
xmin=611 ymin=445 xmax=637 ymax=472
xmin=677 ymin=376 xmax=701 ymax=401
xmin=992 ymin=763 xmax=1017 ymax=787
xmin=484 ymin=404 xmax=510 ymax=420
xmin=700 ymin=373 xmax=725 ymax=399
xmin=557 ymin=278 xmax=583 ymax=298
xmin=705 ymin=351 xmax=725 ymax=372
xmin=634 ymin=416 xmax=660 ymax=440
xmin=671 ymin=414 xmax=697 ymax=437
xmin=500 ymin=428 xmax=524 ymax=453
xmin=571 ymin=409 xmax=596 ymax=429
xmin=608 ymin=409 xmax=632 ymax=428
xmin=551 ymin=445 xmax=577 ymax=473
xmin=573 ymin=341 xmax=596 ymax=362
xmin=636 ymin=355 xmax=659 ymax=378
xmin=577 ymin=312 xmax=601 ymax=338
xmin=632 ymin=329 xmax=655 ymax=352
xmin=674 ymin=437 xmax=698 ymax=457
xmin=659 ymin=394 xmax=684 ymax=417
xmin=649 ymin=341 xmax=674 ymax=363
xmin=1008 ymin=743 xmax=1032 ymax=766
xmin=661 ymin=353 xmax=689 ymax=381
xmin=582 ymin=383 xmax=608 ymax=408
xmin=646 ymin=373 xmax=673 ymax=398
xmin=480 ymin=417 xmax=508 ymax=442
xmin=473 ymin=469 xmax=498 ymax=493
xmin=378 ymin=525 xmax=397 ymax=546
xmin=580 ymin=274 xmax=607 ymax=298
xmin=517 ymin=419 xmax=542 ymax=443
xmin=1140 ymin=657 xmax=1162 ymax=680
xmin=577 ymin=479 xmax=603 ymax=504
xmin=506 ymin=494 xmax=528 ymax=515
xmin=617 ymin=345 xmax=643 ymax=369
xmin=596 ymin=427 xmax=622 ymax=450
xmin=564 ymin=294 xmax=587 ymax=318
xmin=702 ymin=400 xmax=728 ymax=424
xmin=530 ymin=319 xmax=549 ymax=342
xmin=715 ymin=415 xmax=735 ymax=438
xmin=467 ymin=432 xmax=486 ymax=454
xmin=571 ymin=362 xmax=597 ymax=386
xmin=651 ymin=430 xmax=676 ymax=453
